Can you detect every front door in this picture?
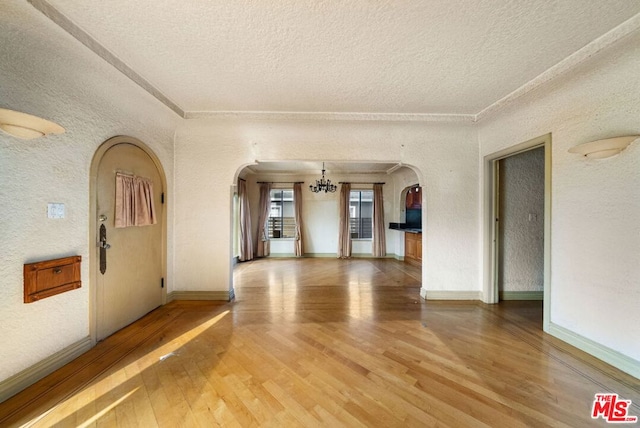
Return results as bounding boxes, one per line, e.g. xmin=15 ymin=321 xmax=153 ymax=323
xmin=96 ymin=142 xmax=163 ymax=340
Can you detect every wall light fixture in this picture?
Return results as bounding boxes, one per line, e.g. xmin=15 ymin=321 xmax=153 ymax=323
xmin=0 ymin=108 xmax=65 ymax=140
xmin=568 ymin=136 xmax=638 ymax=159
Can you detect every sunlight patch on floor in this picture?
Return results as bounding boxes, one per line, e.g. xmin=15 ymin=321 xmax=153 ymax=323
xmin=23 ymin=310 xmax=230 ymax=427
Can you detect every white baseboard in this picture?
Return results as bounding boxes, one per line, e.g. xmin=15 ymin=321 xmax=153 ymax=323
xmin=548 ymin=322 xmax=640 ymax=379
xmin=499 ymin=291 xmax=544 ymax=301
xmin=420 ymin=289 xmax=483 ymax=300
xmin=167 ymin=291 xmax=233 ymax=302
xmin=0 ymin=336 xmax=93 ymax=403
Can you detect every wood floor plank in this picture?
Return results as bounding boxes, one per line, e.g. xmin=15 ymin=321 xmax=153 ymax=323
xmin=1 ymin=258 xmax=638 ymax=427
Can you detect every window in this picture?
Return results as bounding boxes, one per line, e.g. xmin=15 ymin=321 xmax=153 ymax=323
xmin=269 ymin=189 xmax=295 ymax=238
xmin=349 ymin=190 xmax=373 ymax=239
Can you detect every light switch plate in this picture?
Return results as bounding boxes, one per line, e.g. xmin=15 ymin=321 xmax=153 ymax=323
xmin=47 ymin=203 xmax=65 ymax=219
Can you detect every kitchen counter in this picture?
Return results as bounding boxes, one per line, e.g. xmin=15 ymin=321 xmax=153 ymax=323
xmin=389 ymin=222 xmax=422 ymax=234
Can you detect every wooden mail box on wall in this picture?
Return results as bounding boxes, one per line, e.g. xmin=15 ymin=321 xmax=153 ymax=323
xmin=24 ymin=255 xmax=81 ymax=303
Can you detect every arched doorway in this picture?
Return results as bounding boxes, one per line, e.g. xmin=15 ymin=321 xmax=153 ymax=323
xmin=89 ymin=136 xmax=168 ymax=342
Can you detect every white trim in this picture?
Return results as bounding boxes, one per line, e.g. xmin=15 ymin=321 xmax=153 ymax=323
xmin=184 ymin=111 xmax=475 ymax=123
xmin=548 ymin=323 xmax=640 ymax=380
xmin=0 ymin=337 xmax=92 ymax=403
xmin=420 ymin=289 xmax=483 ymax=300
xmin=499 ymin=291 xmax=544 ymax=301
xmin=167 ymin=291 xmax=232 ymax=302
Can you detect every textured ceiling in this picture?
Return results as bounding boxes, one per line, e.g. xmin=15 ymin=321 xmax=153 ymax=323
xmin=29 ymin=0 xmax=640 ymax=119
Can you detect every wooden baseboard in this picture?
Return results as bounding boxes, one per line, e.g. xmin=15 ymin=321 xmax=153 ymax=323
xmin=167 ymin=291 xmax=233 ymax=302
xmin=420 ymin=289 xmax=483 ymax=300
xmin=0 ymin=336 xmax=93 ymax=403
xmin=548 ymin=322 xmax=640 ymax=379
xmin=499 ymin=291 xmax=544 ymax=301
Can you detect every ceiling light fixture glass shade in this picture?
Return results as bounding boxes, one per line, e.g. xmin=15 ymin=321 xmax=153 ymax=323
xmin=309 ymin=162 xmax=337 ymax=193
xmin=568 ymin=136 xmax=638 ymax=159
xmin=0 ymin=108 xmax=65 ymax=140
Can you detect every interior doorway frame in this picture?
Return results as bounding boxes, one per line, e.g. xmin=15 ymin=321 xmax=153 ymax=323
xmin=88 ymin=135 xmax=168 ymax=346
xmin=482 ymin=133 xmax=552 ymax=332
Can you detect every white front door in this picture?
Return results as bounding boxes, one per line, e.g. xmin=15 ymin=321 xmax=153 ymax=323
xmin=96 ymin=142 xmax=163 ymax=340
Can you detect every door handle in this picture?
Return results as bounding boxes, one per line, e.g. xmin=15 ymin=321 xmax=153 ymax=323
xmin=99 ymin=224 xmax=108 ymax=274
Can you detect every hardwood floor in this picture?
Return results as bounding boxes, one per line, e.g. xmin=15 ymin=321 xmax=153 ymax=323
xmin=0 ymin=258 xmax=638 ymax=427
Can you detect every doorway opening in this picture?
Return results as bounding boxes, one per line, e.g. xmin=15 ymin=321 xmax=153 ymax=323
xmin=483 ymin=134 xmax=551 ymax=331
xmin=497 ymin=147 xmax=545 ymax=301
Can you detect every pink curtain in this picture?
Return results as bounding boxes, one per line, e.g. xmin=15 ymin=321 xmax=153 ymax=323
xmin=238 ymin=179 xmax=254 ymax=262
xmin=337 ymin=183 xmax=351 ymax=258
xmin=256 ymin=183 xmax=271 ymax=257
xmin=293 ymin=183 xmax=304 ymax=257
xmin=372 ymin=183 xmax=386 ymax=257
xmin=115 ymin=173 xmax=156 ymax=228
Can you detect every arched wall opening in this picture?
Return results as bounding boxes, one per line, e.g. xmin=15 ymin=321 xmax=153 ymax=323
xmin=229 ymin=160 xmax=424 ymax=296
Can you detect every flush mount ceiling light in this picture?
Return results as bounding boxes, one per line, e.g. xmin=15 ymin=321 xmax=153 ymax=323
xmin=568 ymin=136 xmax=638 ymax=159
xmin=0 ymin=108 xmax=65 ymax=140
xmin=309 ymin=162 xmax=337 ymax=193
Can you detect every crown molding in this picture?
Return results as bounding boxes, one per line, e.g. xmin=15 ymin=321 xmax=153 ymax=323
xmin=28 ymin=1 xmax=640 ymax=125
xmin=28 ymin=0 xmax=185 ymax=118
xmin=475 ymin=12 xmax=640 ymax=123
xmin=184 ymin=110 xmax=475 ymax=123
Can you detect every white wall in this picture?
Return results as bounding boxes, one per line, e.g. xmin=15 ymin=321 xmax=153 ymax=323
xmin=174 ymin=120 xmax=479 ymax=297
xmin=478 ymin=31 xmax=640 ymax=364
xmin=0 ymin=2 xmax=179 ymax=381
xmin=498 ymin=147 xmax=545 ymax=292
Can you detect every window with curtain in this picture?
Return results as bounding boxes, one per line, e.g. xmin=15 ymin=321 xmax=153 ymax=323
xmin=349 ymin=190 xmax=373 ymax=239
xmin=269 ymin=189 xmax=296 ymax=239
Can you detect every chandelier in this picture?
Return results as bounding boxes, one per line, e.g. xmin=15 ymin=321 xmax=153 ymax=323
xmin=309 ymin=162 xmax=337 ymax=193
